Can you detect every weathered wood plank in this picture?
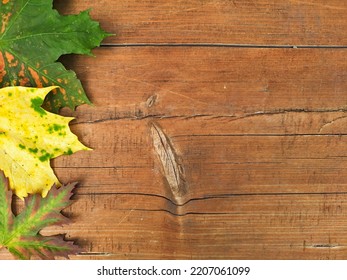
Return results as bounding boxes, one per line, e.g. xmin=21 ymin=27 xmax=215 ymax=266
xmin=49 ymin=119 xmax=347 ymax=202
xmin=60 ymin=47 xmax=347 ymax=122
xmin=1 ymin=45 xmax=345 ymax=259
xmin=68 ymin=193 xmax=347 ymax=259
xmin=2 ymin=192 xmax=346 ymax=260
xmin=55 ymin=0 xmax=347 ymax=45
xmin=48 ymin=45 xmax=347 ymax=259
xmin=54 ymin=46 xmax=347 ymax=233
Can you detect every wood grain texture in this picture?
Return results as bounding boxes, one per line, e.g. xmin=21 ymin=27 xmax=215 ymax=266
xmin=60 ymin=47 xmax=347 ymax=121
xmin=54 ymin=0 xmax=347 ymax=46
xmin=1 ymin=0 xmax=347 ymax=260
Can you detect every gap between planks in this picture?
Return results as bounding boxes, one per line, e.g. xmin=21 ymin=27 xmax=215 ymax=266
xmin=76 ymin=191 xmax=347 ymax=208
xmin=101 ymin=43 xmax=347 ymax=49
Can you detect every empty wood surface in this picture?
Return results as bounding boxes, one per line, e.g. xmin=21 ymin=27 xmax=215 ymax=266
xmin=55 ymin=0 xmax=347 ymax=46
xmin=1 ymin=0 xmax=347 ymax=259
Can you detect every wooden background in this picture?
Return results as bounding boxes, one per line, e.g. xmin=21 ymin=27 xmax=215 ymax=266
xmin=1 ymin=0 xmax=347 ymax=259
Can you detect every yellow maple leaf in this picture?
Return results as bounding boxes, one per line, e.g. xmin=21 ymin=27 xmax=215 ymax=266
xmin=0 ymin=86 xmax=90 ymax=199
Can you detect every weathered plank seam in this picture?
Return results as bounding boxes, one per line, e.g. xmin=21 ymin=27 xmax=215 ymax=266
xmin=115 ymin=208 xmax=235 ymax=217
xmin=71 ymin=109 xmax=347 ymax=125
xmin=74 ymin=191 xmax=347 ymax=207
xmin=100 ymin=43 xmax=347 ymax=49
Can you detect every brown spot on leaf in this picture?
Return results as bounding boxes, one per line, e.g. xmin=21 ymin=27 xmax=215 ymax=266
xmin=60 ymin=88 xmax=67 ymax=100
xmin=18 ymin=64 xmax=29 ymax=86
xmin=5 ymin=52 xmax=18 ymax=67
xmin=5 ymin=52 xmax=14 ymax=63
xmin=0 ymin=52 xmax=7 ymax=83
xmin=19 ymin=77 xmax=30 ymax=86
xmin=2 ymin=0 xmax=10 ymax=4
xmin=18 ymin=64 xmax=25 ymax=77
xmin=42 ymin=76 xmax=49 ymax=84
xmin=1 ymin=13 xmax=11 ymax=34
xmin=28 ymin=67 xmax=43 ymax=88
xmin=10 ymin=61 xmax=18 ymax=67
xmin=0 ymin=53 xmax=5 ymax=68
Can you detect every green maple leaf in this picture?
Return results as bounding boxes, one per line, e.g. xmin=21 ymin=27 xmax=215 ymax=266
xmin=0 ymin=0 xmax=109 ymax=112
xmin=0 ymin=171 xmax=79 ymax=260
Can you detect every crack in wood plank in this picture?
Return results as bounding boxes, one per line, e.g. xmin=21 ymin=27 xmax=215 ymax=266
xmin=71 ymin=108 xmax=347 ymax=125
xmin=305 ymin=244 xmax=342 ymax=249
xmin=101 ymin=43 xmax=347 ymax=48
xmin=77 ymin=252 xmax=112 ymax=256
xmin=318 ymin=116 xmax=347 ymax=133
xmin=150 ymin=123 xmax=187 ymax=203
